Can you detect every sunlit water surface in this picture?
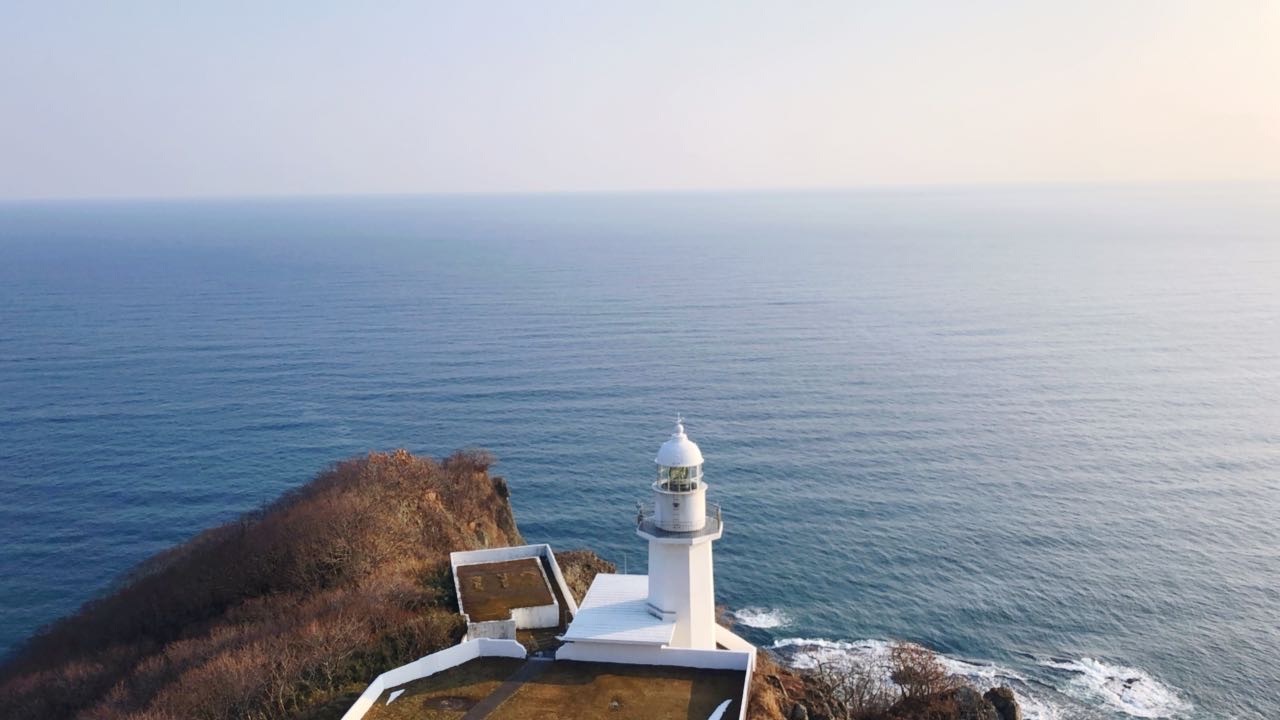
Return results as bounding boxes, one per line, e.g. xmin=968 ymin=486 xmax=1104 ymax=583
xmin=2 ymin=187 xmax=1277 ymax=718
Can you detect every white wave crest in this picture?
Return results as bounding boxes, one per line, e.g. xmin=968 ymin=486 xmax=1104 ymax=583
xmin=770 ymin=637 xmax=1024 ymax=685
xmin=1040 ymin=657 xmax=1191 ymax=718
xmin=769 ymin=638 xmax=1063 ymax=720
xmin=769 ymin=637 xmax=889 ymax=669
xmin=731 ymin=607 xmax=792 ymax=629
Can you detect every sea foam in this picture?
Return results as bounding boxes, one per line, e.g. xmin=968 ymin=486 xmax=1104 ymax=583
xmin=731 ymin=607 xmax=792 ymax=629
xmin=769 ymin=637 xmax=891 ymax=669
xmin=1040 ymin=657 xmax=1192 ymax=718
xmin=769 ymin=638 xmax=1067 ymax=720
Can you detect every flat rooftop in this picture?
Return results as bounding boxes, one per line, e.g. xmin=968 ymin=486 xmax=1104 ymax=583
xmin=560 ymin=573 xmax=675 ymax=646
xmin=455 ymin=558 xmax=554 ymax=622
xmin=362 ymin=657 xmax=523 ymax=720
xmin=365 ymin=657 xmax=745 ymax=720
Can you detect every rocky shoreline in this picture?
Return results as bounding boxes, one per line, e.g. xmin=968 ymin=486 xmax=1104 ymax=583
xmin=749 ymin=642 xmax=1023 ymax=720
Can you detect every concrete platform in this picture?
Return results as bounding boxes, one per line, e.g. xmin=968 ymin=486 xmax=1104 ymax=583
xmin=363 ymin=657 xmax=524 ymax=720
xmin=366 ymin=657 xmax=746 ymax=720
xmin=455 ymin=558 xmax=554 ymax=622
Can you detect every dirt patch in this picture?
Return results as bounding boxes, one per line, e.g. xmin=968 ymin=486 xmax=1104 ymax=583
xmin=456 ymin=558 xmax=554 ymax=622
xmin=363 ymin=657 xmax=524 ymax=720
xmin=487 ymin=660 xmax=746 ymax=720
xmin=421 ymin=696 xmax=473 ymax=710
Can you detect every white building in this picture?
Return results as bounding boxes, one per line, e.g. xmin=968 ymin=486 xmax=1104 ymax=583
xmin=342 ymin=420 xmax=755 ymax=720
xmin=558 ymin=420 xmax=753 ymax=663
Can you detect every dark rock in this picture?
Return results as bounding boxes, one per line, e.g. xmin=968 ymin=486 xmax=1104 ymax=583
xmin=952 ymin=687 xmax=999 ymax=720
xmin=984 ymin=686 xmax=1022 ymax=720
xmin=788 ymin=702 xmax=809 ymax=720
xmin=491 ymin=475 xmax=510 ymax=498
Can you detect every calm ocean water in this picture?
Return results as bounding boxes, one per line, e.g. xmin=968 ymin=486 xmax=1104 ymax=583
xmin=1 ymin=187 xmax=1277 ymax=718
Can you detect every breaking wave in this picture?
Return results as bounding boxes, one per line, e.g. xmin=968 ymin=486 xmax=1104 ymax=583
xmin=1040 ymin=657 xmax=1192 ymax=718
xmin=731 ymin=607 xmax=792 ymax=629
xmin=769 ymin=638 xmax=1065 ymax=720
xmin=770 ymin=637 xmax=890 ymax=669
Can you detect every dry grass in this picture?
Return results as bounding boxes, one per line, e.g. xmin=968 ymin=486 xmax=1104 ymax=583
xmin=0 ymin=450 xmax=519 ymax=720
xmin=553 ymin=550 xmax=615 ymax=604
xmin=362 ymin=658 xmax=524 ymax=720
xmin=455 ymin=559 xmax=553 ymax=622
xmin=747 ymin=652 xmax=805 ymax=720
xmin=488 ymin=661 xmax=745 ymax=720
xmin=514 ymin=628 xmax=562 ymax=655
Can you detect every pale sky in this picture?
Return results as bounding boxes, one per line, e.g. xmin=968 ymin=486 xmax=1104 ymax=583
xmin=1 ymin=1 xmax=1278 ymax=200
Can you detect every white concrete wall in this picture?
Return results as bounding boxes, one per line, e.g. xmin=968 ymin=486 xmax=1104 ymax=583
xmin=340 ymin=638 xmax=526 ymax=720
xmin=654 ymin=482 xmax=707 ymax=531
xmin=451 ymin=544 xmax=572 ymax=629
xmin=736 ymin=648 xmax=757 ymax=720
xmin=451 ymin=544 xmax=550 ymax=566
xmin=466 ymin=619 xmax=517 ymax=640
xmin=647 ymin=539 xmax=716 ymax=648
xmin=450 ymin=543 xmax=577 ymax=627
xmin=342 ymin=636 xmax=754 ymax=720
xmin=556 ymin=642 xmax=751 ymax=670
xmin=542 ymin=546 xmax=580 ymax=615
xmin=714 ymin=625 xmax=756 ymax=653
xmin=510 ymin=603 xmax=559 ymax=629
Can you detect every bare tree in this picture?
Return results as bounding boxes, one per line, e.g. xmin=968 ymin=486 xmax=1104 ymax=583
xmin=807 ymin=653 xmax=894 ymax=720
xmin=889 ymin=643 xmax=963 ymax=701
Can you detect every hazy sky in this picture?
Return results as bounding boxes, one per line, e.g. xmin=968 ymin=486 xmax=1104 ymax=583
xmin=2 ymin=1 xmax=1278 ymax=199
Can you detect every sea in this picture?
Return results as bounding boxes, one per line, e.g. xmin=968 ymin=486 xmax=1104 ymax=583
xmin=1 ymin=186 xmax=1277 ymax=719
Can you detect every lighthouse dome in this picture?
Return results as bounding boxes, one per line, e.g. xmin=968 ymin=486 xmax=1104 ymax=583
xmin=655 ymin=421 xmax=704 ymax=467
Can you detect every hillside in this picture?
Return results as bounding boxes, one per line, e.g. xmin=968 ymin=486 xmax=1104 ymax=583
xmin=0 ymin=450 xmax=607 ymax=720
xmin=1 ymin=449 xmax=1020 ymax=720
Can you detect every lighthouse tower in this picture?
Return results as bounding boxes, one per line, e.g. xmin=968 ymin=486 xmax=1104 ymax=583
xmin=636 ymin=420 xmax=723 ymax=649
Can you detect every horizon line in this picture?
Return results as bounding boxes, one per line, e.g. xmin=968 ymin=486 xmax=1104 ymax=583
xmin=3 ymin=177 xmax=1278 ymax=206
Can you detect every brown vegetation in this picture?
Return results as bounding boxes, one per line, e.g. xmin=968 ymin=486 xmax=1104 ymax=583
xmin=0 ymin=450 xmax=522 ymax=720
xmin=486 ymin=660 xmax=745 ymax=720
xmin=747 ymin=652 xmax=808 ymax=720
xmin=750 ymin=642 xmax=1016 ymax=720
xmin=0 ymin=445 xmax=1015 ymax=720
xmin=552 ymin=549 xmax=616 ymax=604
xmin=360 ymin=657 xmax=524 ymax=720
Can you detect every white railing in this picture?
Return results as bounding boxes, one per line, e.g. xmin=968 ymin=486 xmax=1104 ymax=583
xmin=637 ymin=503 xmax=722 ymax=538
xmin=340 ymin=638 xmax=526 ymax=720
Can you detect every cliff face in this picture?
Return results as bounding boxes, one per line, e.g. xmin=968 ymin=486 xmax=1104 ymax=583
xmin=0 ymin=449 xmax=560 ymax=720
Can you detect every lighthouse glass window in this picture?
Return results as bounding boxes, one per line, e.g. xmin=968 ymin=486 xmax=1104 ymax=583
xmin=659 ymin=464 xmax=701 ymax=491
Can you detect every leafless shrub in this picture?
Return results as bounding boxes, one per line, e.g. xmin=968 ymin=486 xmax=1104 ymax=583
xmin=807 ymin=652 xmax=895 ymax=720
xmin=889 ymin=642 xmax=964 ymax=702
xmin=797 ymin=642 xmax=973 ymax=720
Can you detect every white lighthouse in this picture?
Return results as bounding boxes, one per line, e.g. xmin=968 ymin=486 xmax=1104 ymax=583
xmin=558 ymin=419 xmax=750 ymax=662
xmin=636 ymin=420 xmax=722 ymax=649
xmin=352 ymin=419 xmax=759 ymax=719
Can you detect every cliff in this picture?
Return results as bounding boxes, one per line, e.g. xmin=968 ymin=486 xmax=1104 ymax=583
xmin=0 ymin=450 xmax=607 ymax=720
